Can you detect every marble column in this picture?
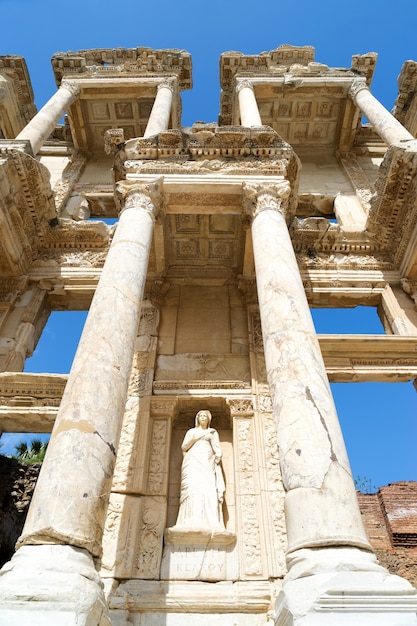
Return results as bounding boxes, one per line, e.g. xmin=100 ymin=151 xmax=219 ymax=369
xmin=350 ymin=79 xmax=413 ymax=146
xmin=18 ymin=179 xmax=162 ymax=557
xmin=15 ymin=80 xmax=80 ymax=155
xmin=236 ymin=80 xmax=262 ymax=127
xmin=244 ymin=181 xmax=372 ymax=556
xmin=144 ymin=79 xmax=175 ymax=138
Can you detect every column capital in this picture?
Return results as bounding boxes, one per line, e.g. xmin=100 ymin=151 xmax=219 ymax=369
xmin=157 ymin=77 xmax=176 ymax=93
xmin=60 ymin=79 xmax=81 ymax=98
xmin=243 ymin=180 xmax=291 ymax=221
xmin=348 ymin=77 xmax=369 ymax=101
xmin=236 ymin=79 xmax=255 ymax=94
xmin=116 ymin=178 xmax=163 ymax=218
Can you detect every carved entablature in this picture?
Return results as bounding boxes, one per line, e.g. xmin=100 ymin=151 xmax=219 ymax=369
xmin=290 ymin=216 xmax=380 ymax=255
xmin=40 ymin=219 xmax=112 ymax=250
xmin=0 ymin=372 xmax=67 ymax=403
xmin=219 ymin=47 xmax=376 ymax=151
xmin=51 ymin=48 xmax=192 ymax=91
xmin=123 ymin=123 xmax=298 ymax=166
xmin=368 ymin=141 xmax=417 ymax=273
xmin=0 ymin=150 xmax=57 ymax=277
xmin=0 ymin=56 xmax=37 ymax=136
xmin=351 ymin=52 xmax=378 ymax=87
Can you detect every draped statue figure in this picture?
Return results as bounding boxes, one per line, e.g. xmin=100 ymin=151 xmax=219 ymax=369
xmin=175 ymin=409 xmax=225 ymax=530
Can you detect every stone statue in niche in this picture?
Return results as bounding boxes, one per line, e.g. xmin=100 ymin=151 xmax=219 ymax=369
xmin=175 ymin=409 xmax=226 ymax=530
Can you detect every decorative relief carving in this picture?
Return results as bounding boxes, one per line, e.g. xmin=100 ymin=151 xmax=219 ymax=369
xmin=52 ymin=155 xmax=86 ymax=213
xmin=257 ymin=395 xmax=272 ymax=413
xmin=129 ymin=370 xmax=150 ymax=397
xmin=136 ymin=497 xmax=166 ymax=578
xmin=126 ymin=157 xmax=290 ymax=177
xmin=101 ymin=493 xmax=165 ymax=579
xmin=261 ymin=411 xmax=287 ymax=576
xmin=226 ymin=398 xmax=253 ymax=417
xmin=153 ymin=381 xmax=250 ymax=391
xmin=35 ymin=249 xmax=108 ymax=267
xmin=150 ymin=397 xmax=176 ymax=416
xmin=338 ymin=152 xmax=375 ymax=210
xmin=155 ymin=353 xmax=251 ymax=384
xmin=138 ymin=303 xmax=159 ymax=336
xmin=251 ymin=312 xmax=264 ymax=353
xmin=235 ymin=417 xmax=263 ymax=577
xmin=147 ymin=418 xmax=169 ymax=495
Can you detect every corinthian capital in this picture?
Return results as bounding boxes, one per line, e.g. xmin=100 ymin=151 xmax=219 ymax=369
xmin=243 ymin=181 xmax=291 ymax=221
xmin=158 ymin=77 xmax=176 ymax=93
xmin=348 ymin=78 xmax=368 ymax=101
xmin=116 ymin=178 xmax=163 ymax=218
xmin=60 ymin=80 xmax=81 ymax=98
xmin=236 ymin=79 xmax=255 ymax=94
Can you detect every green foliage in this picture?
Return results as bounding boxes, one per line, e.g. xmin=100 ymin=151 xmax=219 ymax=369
xmin=12 ymin=438 xmax=49 ymax=464
xmin=354 ymin=475 xmax=377 ymax=494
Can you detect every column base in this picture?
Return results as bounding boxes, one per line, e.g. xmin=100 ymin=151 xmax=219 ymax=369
xmin=274 ymin=547 xmax=417 ymax=625
xmin=0 ymin=544 xmax=110 ymax=625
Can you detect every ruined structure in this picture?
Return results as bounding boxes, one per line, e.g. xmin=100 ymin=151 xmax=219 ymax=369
xmin=0 ymin=45 xmax=416 ymax=624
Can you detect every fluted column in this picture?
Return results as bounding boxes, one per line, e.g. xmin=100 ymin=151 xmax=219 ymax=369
xmin=236 ymin=79 xmax=262 ymax=127
xmin=15 ymin=80 xmax=80 ymax=155
xmin=350 ymin=78 xmax=413 ymax=146
xmin=244 ymin=182 xmax=372 ymax=561
xmin=18 ymin=179 xmax=162 ymax=558
xmin=144 ymin=79 xmax=175 ymax=138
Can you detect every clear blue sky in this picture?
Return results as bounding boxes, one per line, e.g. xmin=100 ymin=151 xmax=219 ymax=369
xmin=0 ymin=0 xmax=416 ymax=488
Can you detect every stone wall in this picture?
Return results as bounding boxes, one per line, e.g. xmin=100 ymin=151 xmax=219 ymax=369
xmin=357 ymin=481 xmax=417 ymax=587
xmin=0 ymin=456 xmax=41 ymax=567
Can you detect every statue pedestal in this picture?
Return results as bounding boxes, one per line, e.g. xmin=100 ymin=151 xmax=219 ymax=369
xmin=161 ymin=526 xmax=237 ymax=581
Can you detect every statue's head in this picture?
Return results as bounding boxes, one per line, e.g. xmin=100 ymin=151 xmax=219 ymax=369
xmin=195 ymin=409 xmax=212 ymax=427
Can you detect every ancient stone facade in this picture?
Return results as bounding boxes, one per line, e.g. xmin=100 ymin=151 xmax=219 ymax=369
xmin=0 ymin=45 xmax=416 ymax=625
